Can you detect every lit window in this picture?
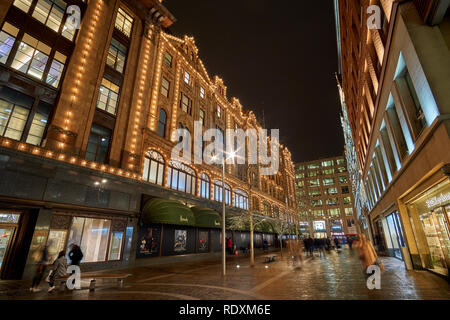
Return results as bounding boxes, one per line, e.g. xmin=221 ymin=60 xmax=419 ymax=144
xmin=328 ymin=208 xmax=340 ymax=217
xmin=322 ymin=160 xmax=334 ymax=167
xmin=0 ymin=23 xmax=19 ymax=64
xmin=200 ymin=86 xmax=205 ymax=99
xmin=166 ymin=161 xmax=197 ymax=195
xmin=164 ymin=52 xmax=172 ymax=67
xmin=200 ymin=173 xmax=210 ymax=199
xmin=13 ymin=0 xmax=33 ymax=13
xmin=26 ymin=101 xmax=51 ymax=146
xmin=11 ymin=34 xmax=51 ymax=80
xmin=114 ymin=8 xmax=133 ymax=37
xmin=327 ymin=187 xmax=338 ymax=195
xmin=345 ymin=208 xmax=353 ymax=216
xmin=343 ymin=196 xmax=351 ymax=205
xmin=0 ymin=99 xmax=29 ymax=141
xmin=307 ymin=163 xmax=320 ymax=169
xmin=46 ymin=51 xmax=66 ymax=88
xmin=184 ymin=70 xmax=191 ymax=85
xmin=217 ymin=106 xmax=221 ymax=118
xmin=180 ymin=93 xmax=191 ymax=114
xmin=96 ymin=78 xmax=120 ymax=115
xmin=214 ymin=180 xmax=231 ymax=205
xmin=142 ymin=150 xmax=165 ymax=186
xmin=339 ymin=176 xmax=348 ymax=184
xmin=161 ymin=77 xmax=170 ymax=97
xmin=234 ymin=189 xmax=249 ymax=210
xmin=336 ymin=158 xmax=345 ymax=165
xmin=323 ymin=168 xmax=335 ymax=175
xmin=106 ymin=38 xmax=127 ymax=73
xmin=32 ymin=0 xmax=67 ymax=33
xmin=323 ymin=178 xmax=334 ymax=186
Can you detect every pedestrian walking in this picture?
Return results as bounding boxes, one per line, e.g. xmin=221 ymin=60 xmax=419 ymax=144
xmin=333 ymin=237 xmax=340 ymax=251
xmin=47 ymin=250 xmax=67 ymax=293
xmin=347 ymin=236 xmax=354 ymax=249
xmin=355 ymin=234 xmax=385 ymax=274
xmin=226 ymin=238 xmax=233 ymax=255
xmin=30 ymin=243 xmax=50 ymax=292
xmin=325 ymin=238 xmax=332 ymax=251
xmin=68 ymin=244 xmax=83 ymax=265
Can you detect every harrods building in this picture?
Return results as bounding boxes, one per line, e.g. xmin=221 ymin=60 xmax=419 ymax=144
xmin=0 ymin=0 xmax=298 ymax=280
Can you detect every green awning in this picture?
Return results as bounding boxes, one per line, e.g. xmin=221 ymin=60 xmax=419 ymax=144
xmin=142 ymin=198 xmax=195 ymax=226
xmin=191 ymin=206 xmax=222 ymax=229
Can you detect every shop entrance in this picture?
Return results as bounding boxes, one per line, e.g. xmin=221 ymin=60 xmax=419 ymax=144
xmin=419 ymin=205 xmax=450 ymax=273
xmin=0 ymin=213 xmax=20 ymax=276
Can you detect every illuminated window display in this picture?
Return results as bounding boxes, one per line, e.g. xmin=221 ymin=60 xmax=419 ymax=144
xmin=407 ymin=180 xmax=450 ymax=274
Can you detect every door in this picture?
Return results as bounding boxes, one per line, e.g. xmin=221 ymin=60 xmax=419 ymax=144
xmin=0 ymin=227 xmax=16 ymax=273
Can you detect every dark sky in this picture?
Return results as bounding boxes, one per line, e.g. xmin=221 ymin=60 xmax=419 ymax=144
xmin=164 ymin=0 xmax=344 ymax=163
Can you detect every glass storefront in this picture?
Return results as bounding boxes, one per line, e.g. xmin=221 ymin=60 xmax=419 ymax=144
xmin=313 ymin=220 xmax=326 ymax=238
xmin=407 ymin=179 xmax=450 ymax=275
xmin=384 ymin=212 xmax=406 ymax=260
xmin=0 ymin=212 xmax=20 ymax=274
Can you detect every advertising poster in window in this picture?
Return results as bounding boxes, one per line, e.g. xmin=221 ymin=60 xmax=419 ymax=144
xmin=198 ymin=231 xmax=208 ymax=252
xmin=174 ymin=229 xmax=187 ymax=252
xmin=137 ymin=225 xmax=161 ymax=258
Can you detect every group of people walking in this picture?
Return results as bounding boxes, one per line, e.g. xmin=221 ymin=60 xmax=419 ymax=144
xmin=30 ymin=244 xmax=83 ymax=293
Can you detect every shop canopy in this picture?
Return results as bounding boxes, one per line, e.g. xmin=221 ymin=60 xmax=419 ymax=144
xmin=255 ymin=221 xmax=276 ymax=234
xmin=142 ymin=198 xmax=196 ymax=227
xmin=191 ymin=206 xmax=222 ymax=229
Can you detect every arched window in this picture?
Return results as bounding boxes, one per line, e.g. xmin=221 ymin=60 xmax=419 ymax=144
xmin=213 ymin=180 xmax=231 ymax=205
xmin=263 ymin=202 xmax=271 ymax=216
xmin=157 ymin=109 xmax=167 ymax=138
xmin=272 ymin=205 xmax=279 ymax=218
xmin=199 ymin=173 xmax=210 ymax=199
xmin=166 ymin=160 xmax=196 ymax=195
xmin=234 ymin=189 xmax=248 ymax=210
xmin=142 ymin=150 xmax=165 ymax=186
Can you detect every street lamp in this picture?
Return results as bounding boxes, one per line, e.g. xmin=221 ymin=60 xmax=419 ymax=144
xmin=213 ymin=150 xmax=236 ymax=277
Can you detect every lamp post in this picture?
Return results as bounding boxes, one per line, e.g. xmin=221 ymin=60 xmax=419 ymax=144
xmin=213 ymin=151 xmax=235 ymax=277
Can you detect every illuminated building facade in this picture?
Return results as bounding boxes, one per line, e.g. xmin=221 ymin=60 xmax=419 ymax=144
xmin=335 ymin=0 xmax=450 ymax=278
xmin=295 ymin=156 xmax=360 ymax=239
xmin=0 ymin=0 xmax=297 ymax=280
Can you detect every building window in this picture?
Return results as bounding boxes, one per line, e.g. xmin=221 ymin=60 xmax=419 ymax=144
xmin=296 ymin=180 xmax=304 ymax=188
xmin=309 ymin=189 xmax=321 ymax=197
xmin=13 ymin=0 xmax=33 ymax=13
xmin=85 ymin=124 xmax=111 ymax=163
xmin=326 ymin=198 xmax=339 ymax=206
xmin=164 ymin=52 xmax=172 ymax=67
xmin=160 ymin=77 xmax=170 ymax=98
xmin=341 ymin=186 xmax=350 ymax=194
xmin=272 ymin=206 xmax=279 ymax=218
xmin=67 ymin=217 xmax=114 ymax=263
xmin=157 ymin=109 xmax=167 ymax=138
xmin=0 ymin=23 xmax=19 ymax=64
xmin=142 ymin=150 xmax=164 ymax=186
xmin=343 ymin=196 xmax=351 ymax=205
xmin=166 ymin=161 xmax=196 ymax=195
xmin=180 ymin=93 xmax=191 ymax=115
xmin=345 ymin=208 xmax=353 ymax=216
xmin=307 ymin=163 xmax=320 ymax=169
xmin=263 ymin=202 xmax=271 ymax=216
xmin=25 ymin=101 xmax=51 ymax=146
xmin=296 ymin=165 xmax=305 ymax=171
xmin=32 ymin=0 xmax=67 ymax=33
xmin=12 ymin=33 xmax=51 ymax=80
xmin=328 ymin=208 xmax=340 ymax=217
xmin=337 ymin=166 xmax=347 ymax=173
xmin=183 ymin=70 xmax=191 ymax=85
xmin=311 ymin=199 xmax=323 ymax=207
xmin=339 ymin=176 xmax=348 ymax=184
xmin=199 ymin=173 xmax=210 ymax=199
xmin=323 ymin=178 xmax=335 ymax=186
xmin=336 ymin=158 xmax=345 ymax=165
xmin=200 ymin=86 xmax=205 ymax=99
xmin=0 ymin=99 xmax=29 ymax=141
xmin=322 ymin=160 xmax=333 ymax=167
xmin=114 ymin=8 xmax=133 ymax=37
xmin=308 ymin=170 xmax=319 ymax=177
xmin=96 ymin=78 xmax=120 ymax=115
xmin=313 ymin=210 xmax=325 ymax=217
xmin=106 ymin=38 xmax=127 ymax=73
xmin=295 ymin=173 xmax=305 ymax=179
xmin=213 ymin=180 xmax=231 ymax=205
xmin=309 ymin=179 xmax=320 ymax=187
xmin=323 ymin=168 xmax=334 ymax=175
xmin=46 ymin=51 xmax=66 ymax=88
xmin=327 ymin=187 xmax=338 ymax=195
xmin=199 ymin=109 xmax=205 ymax=126
xmin=234 ymin=189 xmax=248 ymax=210
xmin=217 ymin=105 xmax=221 ymax=118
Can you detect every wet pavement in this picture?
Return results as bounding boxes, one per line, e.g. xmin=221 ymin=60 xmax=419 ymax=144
xmin=1 ymin=248 xmax=449 ymax=300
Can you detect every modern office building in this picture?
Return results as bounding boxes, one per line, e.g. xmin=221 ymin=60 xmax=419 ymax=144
xmin=0 ymin=0 xmax=297 ymax=280
xmin=335 ymin=0 xmax=450 ymax=278
xmin=295 ymin=156 xmax=360 ymax=239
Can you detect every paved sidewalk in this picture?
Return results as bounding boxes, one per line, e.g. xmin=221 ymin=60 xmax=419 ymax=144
xmin=0 ymin=248 xmax=448 ymax=300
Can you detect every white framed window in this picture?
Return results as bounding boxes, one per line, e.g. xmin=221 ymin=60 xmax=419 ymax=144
xmin=96 ymin=78 xmax=120 ymax=115
xmin=200 ymin=86 xmax=205 ymax=99
xmin=32 ymin=0 xmax=67 ymax=33
xmin=184 ymin=70 xmax=191 ymax=85
xmin=115 ymin=8 xmax=133 ymax=37
xmin=161 ymin=77 xmax=170 ymax=98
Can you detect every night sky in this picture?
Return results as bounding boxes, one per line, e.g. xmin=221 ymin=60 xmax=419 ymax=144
xmin=164 ymin=0 xmax=344 ymax=163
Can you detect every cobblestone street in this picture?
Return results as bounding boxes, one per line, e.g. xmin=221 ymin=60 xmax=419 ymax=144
xmin=1 ymin=249 xmax=448 ymax=300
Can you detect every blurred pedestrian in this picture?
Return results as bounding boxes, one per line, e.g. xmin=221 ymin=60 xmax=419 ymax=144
xmin=30 ymin=243 xmax=50 ymax=292
xmin=347 ymin=236 xmax=354 ymax=249
xmin=47 ymin=250 xmax=67 ymax=293
xmin=333 ymin=237 xmax=340 ymax=251
xmin=355 ymin=234 xmax=384 ymax=273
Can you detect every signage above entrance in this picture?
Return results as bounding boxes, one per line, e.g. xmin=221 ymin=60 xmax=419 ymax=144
xmin=426 ymin=193 xmax=450 ymax=208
